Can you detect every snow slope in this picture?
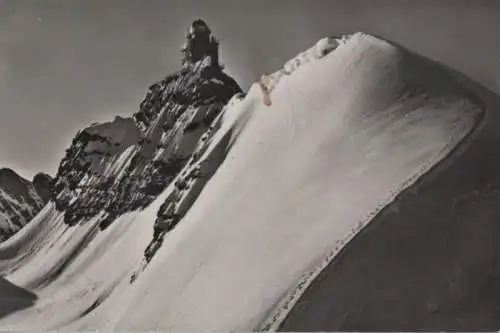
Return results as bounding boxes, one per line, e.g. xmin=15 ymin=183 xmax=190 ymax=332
xmin=279 ymin=54 xmax=500 ymax=333
xmin=0 ymin=32 xmax=488 ymax=330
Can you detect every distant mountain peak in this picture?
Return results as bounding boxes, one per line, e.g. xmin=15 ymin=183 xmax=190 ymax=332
xmin=0 ymin=167 xmax=24 ymax=179
xmin=0 ymin=168 xmax=52 ymax=241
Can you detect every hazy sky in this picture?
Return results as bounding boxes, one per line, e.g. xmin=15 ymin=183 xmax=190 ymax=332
xmin=1 ymin=0 xmax=500 ymax=179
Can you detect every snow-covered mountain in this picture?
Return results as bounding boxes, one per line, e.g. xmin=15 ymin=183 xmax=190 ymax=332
xmin=0 ymin=25 xmax=499 ymax=331
xmin=0 ymin=169 xmax=52 ymax=241
xmin=52 ymin=20 xmax=241 ymax=229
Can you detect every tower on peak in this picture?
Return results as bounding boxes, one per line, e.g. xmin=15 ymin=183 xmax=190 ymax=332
xmin=181 ymin=19 xmax=220 ymax=68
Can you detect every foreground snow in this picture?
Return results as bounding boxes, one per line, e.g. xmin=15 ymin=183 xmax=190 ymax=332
xmin=0 ymin=33 xmax=486 ymax=330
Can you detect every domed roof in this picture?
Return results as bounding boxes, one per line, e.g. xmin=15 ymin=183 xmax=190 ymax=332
xmin=188 ymin=19 xmax=211 ymax=36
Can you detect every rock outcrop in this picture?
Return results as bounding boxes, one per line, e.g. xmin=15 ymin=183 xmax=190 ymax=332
xmin=52 ymin=19 xmax=242 ymax=230
xmin=32 ymin=173 xmax=54 ymax=203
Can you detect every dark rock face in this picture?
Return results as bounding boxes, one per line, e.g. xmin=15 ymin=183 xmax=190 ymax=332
xmin=32 ymin=173 xmax=53 ymax=203
xmin=52 ymin=20 xmax=241 ymax=229
xmin=0 ymin=169 xmax=51 ymax=241
xmin=0 ymin=276 xmax=37 ymax=318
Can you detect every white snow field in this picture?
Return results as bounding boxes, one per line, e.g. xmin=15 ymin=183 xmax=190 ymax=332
xmin=0 ymin=33 xmax=487 ymax=330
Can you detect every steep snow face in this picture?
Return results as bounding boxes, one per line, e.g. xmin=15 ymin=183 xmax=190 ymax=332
xmin=52 ymin=56 xmax=241 ymax=227
xmin=0 ymin=169 xmax=51 ymax=242
xmin=0 ymin=32 xmax=489 ymax=331
xmin=276 ymin=53 xmax=500 ymax=333
xmin=110 ymin=33 xmax=484 ymax=331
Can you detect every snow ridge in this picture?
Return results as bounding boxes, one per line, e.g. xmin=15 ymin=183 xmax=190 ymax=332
xmin=259 ymin=36 xmax=341 ymax=104
xmin=109 ymin=33 xmax=483 ymax=331
xmin=0 ymin=31 xmax=489 ymax=332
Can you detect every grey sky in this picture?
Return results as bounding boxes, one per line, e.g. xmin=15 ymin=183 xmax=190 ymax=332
xmin=1 ymin=0 xmax=500 ymax=179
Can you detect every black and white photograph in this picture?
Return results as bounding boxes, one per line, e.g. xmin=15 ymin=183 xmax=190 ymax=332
xmin=0 ymin=0 xmax=500 ymax=331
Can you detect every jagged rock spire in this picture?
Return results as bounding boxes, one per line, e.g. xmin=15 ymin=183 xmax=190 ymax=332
xmin=53 ymin=19 xmax=241 ymax=228
xmin=181 ymin=19 xmax=220 ymax=67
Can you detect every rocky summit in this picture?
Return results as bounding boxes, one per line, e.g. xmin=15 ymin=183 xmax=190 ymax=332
xmin=52 ymin=20 xmax=242 ymax=230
